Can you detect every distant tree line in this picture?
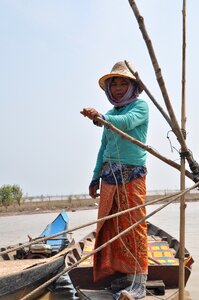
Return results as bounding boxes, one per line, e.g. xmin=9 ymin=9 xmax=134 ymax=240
xmin=0 ymin=184 xmax=23 ymax=210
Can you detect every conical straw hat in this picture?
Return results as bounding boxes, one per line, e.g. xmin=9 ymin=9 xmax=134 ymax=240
xmin=98 ymin=61 xmax=137 ymax=90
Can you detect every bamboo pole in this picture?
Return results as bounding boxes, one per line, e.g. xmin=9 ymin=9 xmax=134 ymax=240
xmin=21 ymin=181 xmax=199 ymax=300
xmin=127 ymin=0 xmax=199 ymax=180
xmin=127 ymin=0 xmax=184 ymax=142
xmin=179 ymin=1 xmax=187 ymax=299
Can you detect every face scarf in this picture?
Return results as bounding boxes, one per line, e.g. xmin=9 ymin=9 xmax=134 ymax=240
xmin=104 ymin=77 xmax=142 ymax=107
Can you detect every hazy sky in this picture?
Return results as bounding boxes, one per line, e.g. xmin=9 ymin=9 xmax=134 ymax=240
xmin=0 ymin=0 xmax=199 ymax=196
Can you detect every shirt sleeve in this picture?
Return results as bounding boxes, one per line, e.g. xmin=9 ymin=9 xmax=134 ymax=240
xmin=104 ymin=101 xmax=148 ymax=131
xmin=92 ymin=130 xmax=107 ymax=180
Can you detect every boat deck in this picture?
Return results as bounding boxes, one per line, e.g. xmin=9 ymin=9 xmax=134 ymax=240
xmin=39 ymin=288 xmax=192 ymax=300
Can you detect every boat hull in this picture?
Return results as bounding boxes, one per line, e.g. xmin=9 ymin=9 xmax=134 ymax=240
xmin=69 ymin=264 xmax=192 ymax=290
xmin=0 ymin=256 xmax=65 ymax=300
xmin=67 ymin=222 xmax=194 ymax=291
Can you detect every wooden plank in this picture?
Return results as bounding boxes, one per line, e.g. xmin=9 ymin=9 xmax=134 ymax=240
xmin=146 ymin=280 xmax=165 ymax=295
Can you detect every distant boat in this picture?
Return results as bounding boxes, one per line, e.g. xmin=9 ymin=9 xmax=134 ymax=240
xmin=65 ymin=221 xmax=194 ymax=299
xmin=0 ymin=211 xmax=71 ymax=300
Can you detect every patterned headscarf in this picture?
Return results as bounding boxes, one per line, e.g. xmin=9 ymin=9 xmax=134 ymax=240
xmin=104 ymin=77 xmax=142 ymax=107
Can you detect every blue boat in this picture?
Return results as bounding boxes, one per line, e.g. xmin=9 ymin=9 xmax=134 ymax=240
xmin=39 ymin=211 xmax=70 ymax=252
xmin=28 ymin=211 xmax=70 ymax=258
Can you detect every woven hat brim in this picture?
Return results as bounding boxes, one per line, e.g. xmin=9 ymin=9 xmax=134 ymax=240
xmin=99 ymin=73 xmax=137 ymax=90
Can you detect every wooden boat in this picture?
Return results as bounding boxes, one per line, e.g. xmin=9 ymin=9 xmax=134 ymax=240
xmin=0 ymin=211 xmax=71 ymax=300
xmin=65 ymin=221 xmax=194 ymax=299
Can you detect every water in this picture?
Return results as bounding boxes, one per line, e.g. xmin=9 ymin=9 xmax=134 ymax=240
xmin=0 ymin=202 xmax=198 ymax=299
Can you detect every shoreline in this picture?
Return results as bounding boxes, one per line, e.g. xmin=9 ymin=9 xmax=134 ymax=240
xmin=0 ymin=205 xmax=97 ymax=217
xmin=0 ymin=198 xmax=198 ymax=217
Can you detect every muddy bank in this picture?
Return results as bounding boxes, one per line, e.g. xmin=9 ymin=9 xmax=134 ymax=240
xmin=0 ymin=203 xmax=97 ymax=217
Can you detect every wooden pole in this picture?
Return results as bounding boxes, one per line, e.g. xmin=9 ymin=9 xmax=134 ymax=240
xmin=128 ymin=0 xmax=184 ymax=142
xmin=179 ymin=1 xmax=187 ymax=299
xmin=127 ymin=0 xmax=199 ymax=180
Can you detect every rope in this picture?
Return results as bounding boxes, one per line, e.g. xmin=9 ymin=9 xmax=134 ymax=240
xmin=179 ymin=149 xmax=192 ymax=159
xmin=104 ymin=128 xmax=143 ymax=278
xmin=166 ymin=130 xmax=180 ymax=154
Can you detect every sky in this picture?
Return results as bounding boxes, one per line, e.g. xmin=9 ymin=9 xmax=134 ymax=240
xmin=0 ymin=0 xmax=199 ymax=197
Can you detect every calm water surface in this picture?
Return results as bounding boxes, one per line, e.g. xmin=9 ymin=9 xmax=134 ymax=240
xmin=0 ymin=202 xmax=198 ymax=299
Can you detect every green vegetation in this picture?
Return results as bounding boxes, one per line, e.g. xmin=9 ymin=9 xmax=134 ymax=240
xmin=0 ymin=185 xmax=23 ymax=210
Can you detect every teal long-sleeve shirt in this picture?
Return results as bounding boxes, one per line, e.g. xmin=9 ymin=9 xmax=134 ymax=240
xmin=92 ymin=99 xmax=149 ymax=180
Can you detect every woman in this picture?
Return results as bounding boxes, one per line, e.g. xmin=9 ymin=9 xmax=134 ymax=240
xmin=80 ymin=61 xmax=149 ymax=300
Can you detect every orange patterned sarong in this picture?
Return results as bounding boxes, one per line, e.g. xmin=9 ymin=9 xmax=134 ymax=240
xmin=93 ymin=177 xmax=148 ymax=282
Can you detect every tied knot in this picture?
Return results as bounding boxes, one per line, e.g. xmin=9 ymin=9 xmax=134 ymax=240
xmin=179 ymin=150 xmax=191 ymax=159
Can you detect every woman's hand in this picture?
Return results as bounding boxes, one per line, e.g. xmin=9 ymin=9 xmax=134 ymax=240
xmin=80 ymin=107 xmax=101 ymax=121
xmin=89 ymin=185 xmax=100 ymax=199
xmin=89 ymin=179 xmax=100 ymax=199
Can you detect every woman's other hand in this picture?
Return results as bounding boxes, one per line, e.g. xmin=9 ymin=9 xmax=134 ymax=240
xmin=89 ymin=185 xmax=100 ymax=199
xmin=89 ymin=179 xmax=100 ymax=199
